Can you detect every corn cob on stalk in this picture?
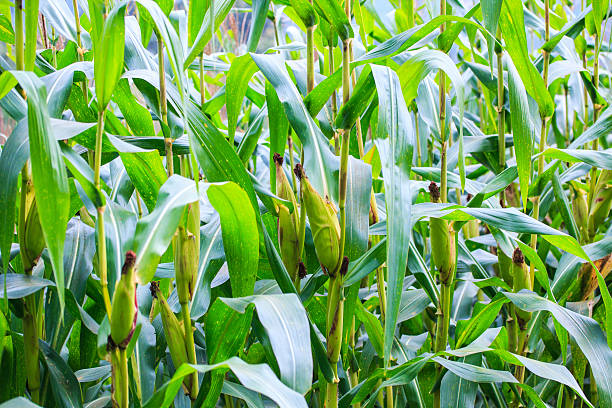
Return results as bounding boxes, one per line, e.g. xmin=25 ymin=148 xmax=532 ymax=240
xmin=429 ymin=182 xmax=456 ymax=396
xmin=428 ymin=182 xmax=455 ymax=284
xmin=150 ymin=281 xmax=194 ymax=395
xmin=294 ymin=164 xmax=341 ymax=275
xmin=109 ymin=251 xmax=138 ymax=408
xmin=173 ymin=200 xmax=200 ymax=399
xmin=572 ymin=185 xmax=589 ymax=243
xmin=274 ymin=153 xmax=302 ymax=286
xmin=18 ymin=163 xmax=42 ymax=403
xmin=587 ymin=170 xmax=612 ymax=241
xmin=512 ymin=248 xmax=532 ymax=328
xmin=174 ymin=225 xmax=198 ymax=305
xmin=110 ymin=251 xmax=138 ymax=348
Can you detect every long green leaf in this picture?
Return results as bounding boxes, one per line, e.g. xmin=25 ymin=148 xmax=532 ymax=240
xmin=371 ymin=65 xmax=414 ymax=367
xmin=207 ymin=182 xmax=259 ymax=297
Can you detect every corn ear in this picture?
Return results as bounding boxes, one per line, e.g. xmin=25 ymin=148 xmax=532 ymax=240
xmin=22 ymin=201 xmax=45 ymax=269
xmin=274 ymin=154 xmax=301 ymax=282
xmin=175 ymin=226 xmax=198 ymax=305
xmin=587 ymin=170 xmax=612 ymax=241
xmin=512 ymin=248 xmax=531 ymax=326
xmin=295 ymin=164 xmax=341 ymax=274
xmin=428 ymin=182 xmax=455 ymax=283
xmin=110 ymin=251 xmax=138 ymax=348
xmin=572 ymin=186 xmax=588 ymax=242
xmin=150 ymin=281 xmax=191 ymax=391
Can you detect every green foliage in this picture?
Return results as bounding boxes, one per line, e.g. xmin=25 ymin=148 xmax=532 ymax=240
xmin=0 ymin=0 xmax=611 ymax=407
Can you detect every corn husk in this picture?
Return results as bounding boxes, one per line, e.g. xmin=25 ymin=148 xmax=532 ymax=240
xmin=296 ymin=164 xmax=341 ymax=274
xmin=428 ymin=182 xmax=455 ymax=283
xmin=512 ymin=248 xmax=532 ymax=326
xmin=587 ymin=170 xmax=612 ymax=241
xmin=274 ymin=154 xmax=301 ymax=282
xmin=572 ymin=186 xmax=588 ymax=242
xmin=110 ymin=251 xmax=138 ymax=348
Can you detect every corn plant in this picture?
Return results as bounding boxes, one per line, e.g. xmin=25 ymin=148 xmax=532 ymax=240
xmin=1 ymin=0 xmax=612 ymax=407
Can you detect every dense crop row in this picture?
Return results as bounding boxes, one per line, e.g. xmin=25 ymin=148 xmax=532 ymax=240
xmin=0 ymin=0 xmax=611 ymax=407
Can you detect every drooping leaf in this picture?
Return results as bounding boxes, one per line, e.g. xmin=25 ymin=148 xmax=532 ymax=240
xmin=220 ymin=294 xmax=313 ymax=393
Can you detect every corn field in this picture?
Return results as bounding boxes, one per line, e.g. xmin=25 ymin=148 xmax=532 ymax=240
xmin=1 ymin=0 xmax=612 ymax=407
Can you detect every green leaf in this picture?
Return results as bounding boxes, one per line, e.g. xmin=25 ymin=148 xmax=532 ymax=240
xmin=0 ymin=274 xmax=55 ymax=299
xmin=541 ymin=7 xmax=590 ymax=52
xmin=185 ymin=0 xmax=237 ymax=67
xmin=506 ymin=55 xmax=533 ymax=210
xmin=186 ymin=103 xmax=261 ymax=219
xmin=499 ymin=0 xmax=554 ymax=117
xmin=396 ymin=49 xmax=466 ymax=187
xmin=505 ymin=291 xmax=612 ymax=406
xmin=252 ymin=53 xmax=338 ymax=199
xmin=542 ymin=148 xmax=612 ymax=170
xmin=481 ymin=0 xmax=502 ymax=70
xmin=220 ymin=294 xmax=313 ymax=393
xmin=3 ymin=72 xmax=70 ymax=316
xmin=342 ymin=238 xmax=387 ymax=287
xmin=440 ymin=354 xmax=481 ymax=408
xmin=0 ymin=398 xmax=41 ymax=408
xmin=568 ymin=106 xmax=612 ymax=148
xmin=551 ymin=169 xmax=579 ymax=241
xmin=190 ymin=217 xmax=224 ymax=318
xmin=0 ymin=121 xmax=28 ymax=275
xmin=208 ymin=182 xmax=259 ymax=297
xmin=109 ymin=134 xmax=167 ymax=212
xmin=113 ymin=79 xmax=155 ymax=136
xmin=144 ymin=357 xmax=308 ymax=408
xmin=226 ymin=55 xmax=259 ymax=146
xmin=135 ymin=0 xmax=187 ymax=100
xmin=289 ymin=0 xmax=317 ymax=28
xmin=247 ymin=0 xmax=272 ymax=51
xmin=371 ymin=65 xmax=414 ymax=366
xmin=261 ymin=225 xmax=335 ymax=382
xmin=92 ymin=1 xmax=127 ymax=109
xmin=455 ymin=295 xmax=509 ymax=349
xmin=103 ymin=201 xmax=137 ymax=297
xmin=312 ymin=0 xmax=352 ymax=40
xmin=266 ymin=82 xmax=290 ymax=194
xmin=354 ymin=301 xmax=384 ymax=357
xmin=433 ymin=356 xmax=517 ymax=383
xmin=398 ymin=289 xmax=431 ymax=323
xmin=188 ymin=0 xmax=210 ymax=46
xmin=39 ymin=340 xmax=81 ymax=408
